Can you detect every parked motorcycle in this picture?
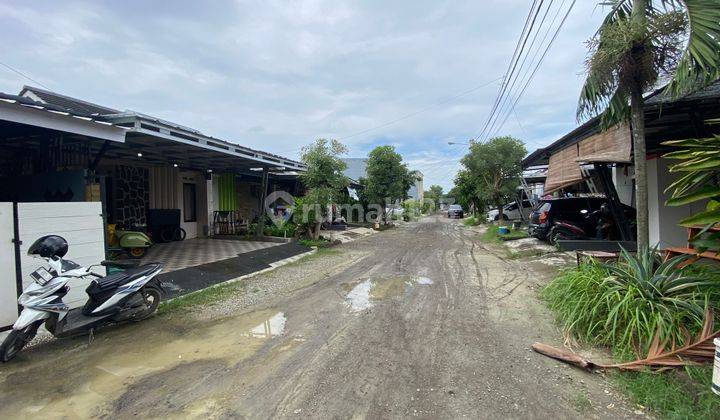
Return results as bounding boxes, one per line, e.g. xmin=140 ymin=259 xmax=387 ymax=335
xmin=547 ymin=204 xmax=615 ymax=244
xmin=0 ymin=235 xmax=164 ymax=362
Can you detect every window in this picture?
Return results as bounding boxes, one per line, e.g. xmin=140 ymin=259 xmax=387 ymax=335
xmin=183 ymin=183 xmax=197 ymax=222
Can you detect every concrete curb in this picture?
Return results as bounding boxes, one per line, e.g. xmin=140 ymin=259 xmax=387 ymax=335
xmin=160 ymin=248 xmax=317 ymax=305
xmin=1 ymin=249 xmax=318 ymax=344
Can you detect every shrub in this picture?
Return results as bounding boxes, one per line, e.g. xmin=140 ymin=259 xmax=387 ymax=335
xmin=542 ymin=247 xmax=720 ymax=356
xmin=402 ymin=199 xmax=422 ymax=221
xmin=264 ymin=222 xmax=296 ymax=238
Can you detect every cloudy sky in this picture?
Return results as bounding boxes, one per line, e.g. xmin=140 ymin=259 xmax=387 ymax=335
xmin=0 ymin=0 xmax=606 ymax=191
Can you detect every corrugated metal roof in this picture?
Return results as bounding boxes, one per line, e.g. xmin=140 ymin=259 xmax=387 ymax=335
xmin=19 ymin=85 xmax=119 ymax=115
xmin=522 ymin=79 xmax=720 ymax=168
xmin=18 ymin=85 xmax=305 ymax=169
xmin=0 ymin=92 xmax=120 ymax=127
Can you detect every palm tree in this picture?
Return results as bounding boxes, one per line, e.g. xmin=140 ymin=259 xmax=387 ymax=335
xmin=577 ymin=0 xmax=720 ymax=251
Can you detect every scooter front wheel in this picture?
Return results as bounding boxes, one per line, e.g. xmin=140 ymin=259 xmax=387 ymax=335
xmin=0 ymin=321 xmax=41 ymax=362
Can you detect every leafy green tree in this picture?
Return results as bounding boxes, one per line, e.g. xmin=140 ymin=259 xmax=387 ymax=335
xmin=578 ymin=0 xmax=720 ymax=250
xmin=360 ymin=145 xmax=414 ymax=223
xmin=298 ymin=138 xmax=349 ymax=239
xmin=460 ymin=137 xmax=526 ymax=224
xmin=450 ymin=169 xmax=486 ymax=216
xmin=424 ymin=185 xmax=444 ymax=210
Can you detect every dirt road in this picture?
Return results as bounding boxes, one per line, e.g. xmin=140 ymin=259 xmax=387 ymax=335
xmin=0 ymin=216 xmax=639 ymax=419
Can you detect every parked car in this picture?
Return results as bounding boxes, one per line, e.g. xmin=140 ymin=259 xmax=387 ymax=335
xmin=528 ymin=197 xmax=635 ymax=243
xmin=486 ymin=199 xmax=534 ymax=222
xmin=447 ymin=204 xmax=464 ymax=219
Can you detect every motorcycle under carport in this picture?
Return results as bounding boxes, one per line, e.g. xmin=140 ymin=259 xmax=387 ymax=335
xmin=0 ymin=235 xmax=165 ymax=362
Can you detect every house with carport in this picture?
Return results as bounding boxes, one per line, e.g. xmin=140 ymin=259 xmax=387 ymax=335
xmin=0 ymin=86 xmax=307 ymax=329
xmin=521 ymin=80 xmax=720 ymax=249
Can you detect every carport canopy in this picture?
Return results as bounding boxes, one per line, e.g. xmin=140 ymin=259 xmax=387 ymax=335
xmin=0 ymin=90 xmax=305 ymax=178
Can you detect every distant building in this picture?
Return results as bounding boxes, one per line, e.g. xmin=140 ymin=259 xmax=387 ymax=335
xmin=408 ymin=170 xmax=424 ymax=202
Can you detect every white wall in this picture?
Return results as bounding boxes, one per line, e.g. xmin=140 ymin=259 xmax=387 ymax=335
xmin=150 ymin=167 xmax=211 ymax=239
xmin=17 ymin=202 xmax=106 ymax=309
xmin=647 ymin=157 xmax=707 ymax=249
xmin=0 ymin=203 xmax=18 ymax=327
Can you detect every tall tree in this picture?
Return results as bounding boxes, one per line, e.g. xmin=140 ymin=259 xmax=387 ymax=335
xmin=450 ymin=170 xmax=485 ymax=216
xmin=424 ymin=184 xmax=444 ymax=208
xmin=298 ymin=138 xmax=349 ymax=239
xmin=360 ymin=145 xmax=413 ymax=223
xmin=460 ymin=137 xmax=526 ymax=224
xmin=578 ymin=0 xmax=720 ymax=250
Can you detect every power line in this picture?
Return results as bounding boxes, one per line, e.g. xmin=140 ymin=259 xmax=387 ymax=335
xmin=476 ymin=0 xmax=545 ymax=141
xmin=477 ymin=0 xmax=540 ymax=141
xmin=485 ymin=0 xmax=568 ymax=141
xmin=0 ymin=62 xmax=50 ymax=90
xmin=338 ymin=76 xmax=503 ymax=141
xmin=487 ymin=0 xmax=577 ymax=140
xmin=482 ymin=0 xmax=557 ymax=140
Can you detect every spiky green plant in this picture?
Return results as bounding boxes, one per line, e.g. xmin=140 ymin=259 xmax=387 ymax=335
xmin=663 ymin=123 xmax=720 ymax=252
xmin=543 ymin=247 xmax=720 ymax=356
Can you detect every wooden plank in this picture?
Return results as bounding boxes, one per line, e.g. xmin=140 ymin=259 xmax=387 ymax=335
xmin=556 ymin=240 xmax=637 ymax=252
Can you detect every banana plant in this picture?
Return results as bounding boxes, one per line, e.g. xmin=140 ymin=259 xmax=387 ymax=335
xmin=663 ymin=119 xmax=720 ymax=252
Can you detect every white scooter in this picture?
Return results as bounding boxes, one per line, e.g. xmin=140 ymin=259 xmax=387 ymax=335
xmin=0 ymin=235 xmax=165 ymax=362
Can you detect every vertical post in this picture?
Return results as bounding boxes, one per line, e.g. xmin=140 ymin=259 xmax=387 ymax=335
xmin=595 ymin=163 xmax=633 ymax=242
xmin=255 ymin=167 xmax=269 ymax=238
xmin=12 ymin=203 xmax=23 ymax=314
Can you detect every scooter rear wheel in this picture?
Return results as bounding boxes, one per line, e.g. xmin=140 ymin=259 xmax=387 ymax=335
xmin=0 ymin=322 xmax=41 ymax=362
xmin=133 ymin=286 xmax=162 ymax=321
xmin=548 ymin=226 xmax=578 ymax=245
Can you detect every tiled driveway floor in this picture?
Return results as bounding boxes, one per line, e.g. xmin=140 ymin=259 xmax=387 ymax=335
xmin=141 ymin=238 xmax=280 ymax=272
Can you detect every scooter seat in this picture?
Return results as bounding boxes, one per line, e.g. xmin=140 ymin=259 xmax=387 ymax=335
xmin=83 ymin=263 xmax=162 ymax=316
xmin=89 ymin=263 xmax=162 ymax=291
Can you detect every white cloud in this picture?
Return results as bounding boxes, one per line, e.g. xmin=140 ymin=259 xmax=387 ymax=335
xmin=0 ymin=0 xmax=606 ymax=190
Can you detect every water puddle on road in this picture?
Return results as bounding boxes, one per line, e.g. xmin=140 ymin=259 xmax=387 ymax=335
xmin=342 ymin=275 xmax=433 ymax=312
xmin=249 ymin=312 xmax=286 ymax=338
xmin=0 ymin=308 xmax=290 ymax=419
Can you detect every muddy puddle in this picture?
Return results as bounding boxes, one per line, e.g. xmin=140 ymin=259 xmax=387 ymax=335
xmin=342 ymin=275 xmax=433 ymax=312
xmin=0 ymin=309 xmax=289 ymax=418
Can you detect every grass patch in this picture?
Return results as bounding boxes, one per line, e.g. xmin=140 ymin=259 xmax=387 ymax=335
xmin=288 ymin=247 xmax=341 ymax=265
xmin=158 ymin=248 xmax=337 ymax=315
xmin=299 ymin=238 xmax=332 ymax=248
xmin=541 ymin=252 xmax=720 ymax=419
xmin=506 ymin=249 xmax=546 ymax=260
xmin=463 ymin=216 xmax=481 ymax=226
xmin=481 ymin=224 xmax=528 ymax=242
xmin=158 ymin=280 xmax=246 ymax=315
xmin=541 ymin=256 xmax=720 ymax=356
xmin=500 ymin=230 xmax=529 ymax=240
xmin=614 ymin=366 xmax=720 ymax=419
xmin=572 ymin=391 xmax=592 ymax=412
